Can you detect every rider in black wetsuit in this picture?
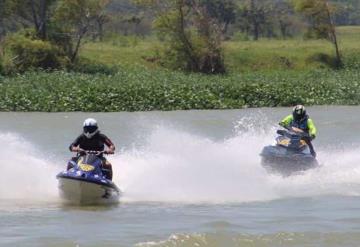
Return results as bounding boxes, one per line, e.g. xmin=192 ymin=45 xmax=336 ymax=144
xmin=68 ymin=118 xmax=115 ymax=180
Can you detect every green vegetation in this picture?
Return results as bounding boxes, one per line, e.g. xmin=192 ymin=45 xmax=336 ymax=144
xmin=0 ymin=0 xmax=112 ymax=74
xmin=1 ymin=0 xmax=358 ymax=74
xmin=81 ymin=26 xmax=360 ymax=72
xmin=0 ymin=1 xmax=359 ymax=112
xmin=0 ymin=68 xmax=359 ymax=112
xmin=6 ymin=30 xmax=69 ymax=73
xmin=0 ymin=26 xmax=359 ymax=112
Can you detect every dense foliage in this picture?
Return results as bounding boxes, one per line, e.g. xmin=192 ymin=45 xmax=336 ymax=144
xmin=1 ymin=0 xmax=359 ymax=74
xmin=1 ymin=68 xmax=359 ymax=112
xmin=6 ymin=30 xmax=69 ymax=72
xmin=0 ymin=1 xmax=359 ymax=112
xmin=0 ymin=0 xmax=111 ymax=73
xmin=136 ymin=0 xmax=228 ymax=74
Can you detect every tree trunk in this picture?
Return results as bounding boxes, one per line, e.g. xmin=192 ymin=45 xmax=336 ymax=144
xmin=0 ymin=19 xmax=6 ymax=42
xmin=71 ymin=26 xmax=88 ymax=63
xmin=253 ymin=21 xmax=259 ymax=40
xmin=30 ymin=0 xmax=48 ymax=40
xmin=177 ymin=0 xmax=199 ymax=71
xmin=279 ymin=20 xmax=287 ymax=39
xmin=250 ymin=0 xmax=259 ymax=41
xmin=325 ymin=1 xmax=342 ymax=68
xmin=38 ymin=0 xmax=47 ymax=40
xmin=98 ymin=19 xmax=104 ymax=41
xmin=30 ymin=0 xmax=40 ymax=32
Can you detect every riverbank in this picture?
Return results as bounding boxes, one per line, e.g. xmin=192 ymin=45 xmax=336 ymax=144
xmin=1 ymin=26 xmax=359 ymax=112
xmin=1 ymin=68 xmax=359 ymax=112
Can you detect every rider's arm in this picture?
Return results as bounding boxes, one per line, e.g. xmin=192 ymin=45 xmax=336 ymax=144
xmin=69 ymin=135 xmax=83 ymax=152
xmin=103 ymin=135 xmax=115 ymax=154
xmin=279 ymin=115 xmax=293 ymax=128
xmin=307 ymin=118 xmax=317 ymax=139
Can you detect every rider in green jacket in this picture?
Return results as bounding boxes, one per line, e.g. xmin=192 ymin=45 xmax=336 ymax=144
xmin=279 ymin=105 xmax=317 ymax=157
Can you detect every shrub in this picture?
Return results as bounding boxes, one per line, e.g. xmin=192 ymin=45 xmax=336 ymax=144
xmin=70 ymin=58 xmax=118 ymax=75
xmin=6 ymin=31 xmax=69 ymax=73
xmin=307 ymin=53 xmax=339 ymax=69
xmin=343 ymin=53 xmax=360 ymax=70
xmin=151 ymin=1 xmax=226 ymax=74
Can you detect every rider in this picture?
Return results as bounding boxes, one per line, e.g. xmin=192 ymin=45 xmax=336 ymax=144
xmin=68 ymin=118 xmax=115 ymax=180
xmin=279 ymin=105 xmax=317 ymax=157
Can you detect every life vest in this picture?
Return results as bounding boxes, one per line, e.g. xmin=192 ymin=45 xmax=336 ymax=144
xmin=290 ymin=115 xmax=309 ymax=133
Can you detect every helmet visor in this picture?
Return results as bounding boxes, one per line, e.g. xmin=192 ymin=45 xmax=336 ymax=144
xmin=84 ymin=126 xmax=98 ymax=134
xmin=293 ymin=111 xmax=305 ymax=120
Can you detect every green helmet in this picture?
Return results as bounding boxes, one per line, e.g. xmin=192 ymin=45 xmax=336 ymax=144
xmin=293 ymin=105 xmax=306 ymax=121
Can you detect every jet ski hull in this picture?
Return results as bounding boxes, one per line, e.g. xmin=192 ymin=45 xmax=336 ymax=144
xmin=261 ymin=145 xmax=318 ymax=176
xmin=57 ymin=173 xmax=121 ymax=205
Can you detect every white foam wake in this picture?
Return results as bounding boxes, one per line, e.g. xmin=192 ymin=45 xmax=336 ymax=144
xmin=0 ymin=133 xmax=59 ymax=202
xmin=3 ymin=118 xmax=360 ymax=204
xmin=112 ymin=124 xmax=360 ymax=203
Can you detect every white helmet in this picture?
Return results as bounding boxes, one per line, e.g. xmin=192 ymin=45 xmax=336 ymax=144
xmin=83 ymin=118 xmax=99 ymax=139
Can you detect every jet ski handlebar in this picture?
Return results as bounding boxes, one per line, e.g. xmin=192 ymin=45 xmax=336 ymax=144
xmin=76 ymin=149 xmax=113 ymax=155
xmin=277 ymin=128 xmax=310 ymax=139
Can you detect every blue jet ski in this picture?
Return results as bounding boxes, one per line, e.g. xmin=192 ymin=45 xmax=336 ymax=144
xmin=260 ymin=128 xmax=318 ymax=176
xmin=56 ymin=151 xmax=121 ymax=205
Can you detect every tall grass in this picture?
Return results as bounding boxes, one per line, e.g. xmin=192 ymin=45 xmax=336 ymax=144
xmin=82 ymin=26 xmax=360 ymax=72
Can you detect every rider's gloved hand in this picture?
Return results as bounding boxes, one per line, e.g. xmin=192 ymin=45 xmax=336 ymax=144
xmin=105 ymin=150 xmax=114 ymax=155
xmin=73 ymin=147 xmax=85 ymax=154
xmin=310 ymin=134 xmax=316 ymax=140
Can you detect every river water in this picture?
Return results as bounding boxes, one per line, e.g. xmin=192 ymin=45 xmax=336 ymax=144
xmin=2 ymin=107 xmax=360 ymax=247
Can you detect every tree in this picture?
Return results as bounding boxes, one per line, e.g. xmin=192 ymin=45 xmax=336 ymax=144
xmin=0 ymin=0 xmax=17 ymax=39
xmin=106 ymin=0 xmax=152 ymax=36
xmin=134 ymin=0 xmax=227 ymax=74
xmin=190 ymin=0 xmax=227 ymax=73
xmin=331 ymin=0 xmax=360 ymax=25
xmin=236 ymin=0 xmax=302 ymax=40
xmin=0 ymin=0 xmax=21 ymax=55
xmin=28 ymin=0 xmax=53 ymax=39
xmin=272 ymin=0 xmax=297 ymax=39
xmin=6 ymin=0 xmax=57 ymax=40
xmin=237 ymin=0 xmax=272 ymax=40
xmin=94 ymin=11 xmax=110 ymax=41
xmin=293 ymin=0 xmax=342 ymax=67
xmin=53 ymin=0 xmax=110 ymax=62
xmin=201 ymin=0 xmax=236 ymax=36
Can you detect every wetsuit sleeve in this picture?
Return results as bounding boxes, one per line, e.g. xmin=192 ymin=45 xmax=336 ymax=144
xmin=307 ymin=118 xmax=317 ymax=138
xmin=279 ymin=115 xmax=293 ymax=128
xmin=102 ymin=134 xmax=115 ymax=149
xmin=69 ymin=135 xmax=82 ymax=151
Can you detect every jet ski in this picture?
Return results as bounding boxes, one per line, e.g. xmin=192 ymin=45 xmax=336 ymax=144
xmin=260 ymin=128 xmax=318 ymax=176
xmin=56 ymin=151 xmax=121 ymax=205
